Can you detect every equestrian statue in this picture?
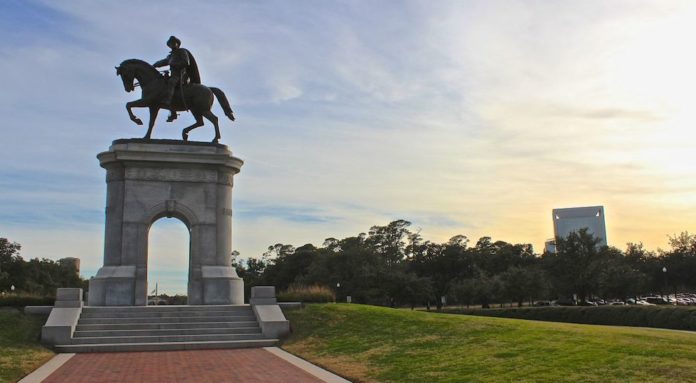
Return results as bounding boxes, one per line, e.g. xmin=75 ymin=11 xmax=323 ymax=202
xmin=116 ymin=36 xmax=235 ymax=143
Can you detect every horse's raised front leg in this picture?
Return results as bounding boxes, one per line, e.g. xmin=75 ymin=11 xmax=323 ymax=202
xmin=182 ymin=114 xmax=204 ymax=142
xmin=144 ymin=106 xmax=160 ymax=140
xmin=126 ymin=99 xmax=150 ymax=125
xmin=202 ymin=111 xmax=221 ymax=143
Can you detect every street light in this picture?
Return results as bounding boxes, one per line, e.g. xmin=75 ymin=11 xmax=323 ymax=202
xmin=662 ymin=267 xmax=668 ymax=301
xmin=10 ymin=285 xmax=15 ymax=292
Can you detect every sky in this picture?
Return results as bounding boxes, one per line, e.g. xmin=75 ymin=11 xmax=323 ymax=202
xmin=2 ymin=0 xmax=696 ymax=294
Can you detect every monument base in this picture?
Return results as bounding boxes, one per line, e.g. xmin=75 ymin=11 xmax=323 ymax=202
xmin=88 ymin=265 xmax=244 ymax=306
xmin=88 ymin=266 xmax=136 ymax=306
xmin=201 ymin=266 xmax=244 ymax=305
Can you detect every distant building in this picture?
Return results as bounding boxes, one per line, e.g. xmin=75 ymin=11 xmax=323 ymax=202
xmin=544 ymin=239 xmax=556 ymax=253
xmin=58 ymin=257 xmax=81 ymax=274
xmin=548 ymin=206 xmax=607 ymax=251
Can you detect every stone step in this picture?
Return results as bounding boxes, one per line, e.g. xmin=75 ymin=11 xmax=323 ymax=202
xmin=76 ymin=321 xmax=259 ymax=331
xmin=78 ymin=315 xmax=253 ymax=325
xmin=82 ymin=305 xmax=252 ymax=313
xmin=55 ymin=339 xmax=279 ymax=353
xmin=64 ymin=303 xmax=271 ymax=353
xmin=71 ymin=332 xmax=265 ymax=345
xmin=81 ymin=310 xmax=251 ymax=319
xmin=74 ymin=326 xmax=261 ymax=338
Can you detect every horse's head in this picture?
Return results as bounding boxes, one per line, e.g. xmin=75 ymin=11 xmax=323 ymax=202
xmin=116 ymin=63 xmax=136 ymax=93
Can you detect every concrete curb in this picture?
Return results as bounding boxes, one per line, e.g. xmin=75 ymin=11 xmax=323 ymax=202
xmin=264 ymin=347 xmax=351 ymax=383
xmin=18 ymin=353 xmax=75 ymax=383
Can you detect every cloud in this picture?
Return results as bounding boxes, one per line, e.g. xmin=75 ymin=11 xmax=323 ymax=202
xmin=236 ymin=204 xmax=340 ymax=224
xmin=564 ymin=108 xmax=661 ymax=122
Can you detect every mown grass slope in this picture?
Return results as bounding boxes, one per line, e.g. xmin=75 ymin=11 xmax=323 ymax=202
xmin=283 ymin=304 xmax=696 ymax=383
xmin=0 ymin=309 xmax=53 ymax=383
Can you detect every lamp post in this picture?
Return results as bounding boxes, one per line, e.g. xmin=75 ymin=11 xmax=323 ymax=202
xmin=10 ymin=285 xmax=15 ymax=293
xmin=336 ymin=282 xmax=340 ymax=303
xmin=662 ymin=267 xmax=667 ymax=301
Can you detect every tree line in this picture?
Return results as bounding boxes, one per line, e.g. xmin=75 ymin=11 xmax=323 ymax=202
xmin=233 ymin=220 xmax=696 ymax=309
xmin=3 ymin=218 xmax=695 ymax=306
xmin=0 ymin=238 xmax=86 ymax=296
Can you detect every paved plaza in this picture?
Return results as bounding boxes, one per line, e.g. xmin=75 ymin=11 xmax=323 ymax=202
xmin=23 ymin=348 xmax=348 ymax=383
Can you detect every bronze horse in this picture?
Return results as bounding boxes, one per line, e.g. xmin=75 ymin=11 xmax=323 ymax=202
xmin=116 ymin=59 xmax=235 ymax=142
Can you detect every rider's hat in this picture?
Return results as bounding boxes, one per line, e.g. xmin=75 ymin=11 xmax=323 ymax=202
xmin=167 ymin=36 xmax=181 ymax=48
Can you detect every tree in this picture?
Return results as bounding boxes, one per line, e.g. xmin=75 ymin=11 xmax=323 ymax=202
xmin=407 ymin=237 xmax=469 ymax=311
xmin=382 ymin=269 xmax=432 ymax=309
xmin=473 ymin=271 xmax=503 ymax=309
xmin=450 ymin=278 xmax=479 ymax=308
xmin=0 ymin=238 xmax=21 ymax=290
xmin=366 ymin=220 xmax=412 ymax=268
xmin=259 ymin=244 xmax=318 ymax=290
xmin=660 ymin=232 xmax=696 ymax=293
xmin=625 ymin=242 xmax=660 ymax=294
xmin=501 ymin=265 xmax=547 ymax=307
xmin=667 ymin=232 xmax=696 ymax=254
xmin=231 ymin=251 xmax=267 ymax=300
xmin=595 ymin=255 xmax=648 ymax=300
xmin=474 ymin=237 xmax=535 ymax=276
xmin=542 ymin=229 xmax=603 ymax=301
xmin=323 ymin=234 xmax=382 ymax=304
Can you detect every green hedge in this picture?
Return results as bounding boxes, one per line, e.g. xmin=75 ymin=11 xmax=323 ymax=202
xmin=0 ymin=295 xmax=55 ymax=307
xmin=445 ymin=306 xmax=696 ymax=331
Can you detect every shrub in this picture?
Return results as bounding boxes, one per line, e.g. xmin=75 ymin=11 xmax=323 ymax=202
xmin=169 ymin=295 xmax=188 ymax=305
xmin=443 ymin=306 xmax=696 ymax=331
xmin=0 ymin=294 xmax=55 ymax=307
xmin=278 ymin=285 xmax=335 ymax=303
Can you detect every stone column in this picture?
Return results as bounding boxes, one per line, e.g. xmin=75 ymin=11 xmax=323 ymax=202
xmin=103 ymin=165 xmax=125 ymax=266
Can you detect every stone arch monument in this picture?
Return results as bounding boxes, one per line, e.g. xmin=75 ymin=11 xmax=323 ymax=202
xmin=88 ymin=139 xmax=244 ymax=306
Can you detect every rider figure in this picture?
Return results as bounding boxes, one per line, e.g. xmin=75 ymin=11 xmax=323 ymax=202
xmin=154 ymin=36 xmax=201 ymax=122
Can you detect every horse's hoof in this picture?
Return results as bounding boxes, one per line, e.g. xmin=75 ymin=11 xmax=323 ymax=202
xmin=133 ymin=118 xmax=143 ymax=125
xmin=182 ymin=132 xmax=188 ymax=141
xmin=143 ymin=135 xmax=151 ymax=140
xmin=212 ymin=138 xmax=220 ymax=143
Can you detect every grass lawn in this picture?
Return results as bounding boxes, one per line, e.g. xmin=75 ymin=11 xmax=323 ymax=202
xmin=283 ymin=304 xmax=696 ymax=383
xmin=0 ymin=308 xmax=53 ymax=383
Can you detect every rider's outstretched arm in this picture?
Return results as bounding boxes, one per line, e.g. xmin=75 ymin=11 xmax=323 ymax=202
xmin=153 ymin=57 xmax=169 ymax=68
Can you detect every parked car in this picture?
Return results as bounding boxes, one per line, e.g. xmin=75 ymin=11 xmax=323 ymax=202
xmin=645 ymin=296 xmax=670 ymax=305
xmin=609 ymin=301 xmax=625 ymax=306
xmin=676 ymin=298 xmax=690 ymax=306
xmin=533 ymin=300 xmax=552 ymax=307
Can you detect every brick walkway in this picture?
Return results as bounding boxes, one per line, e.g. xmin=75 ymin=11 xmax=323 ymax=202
xmin=42 ymin=349 xmax=326 ymax=383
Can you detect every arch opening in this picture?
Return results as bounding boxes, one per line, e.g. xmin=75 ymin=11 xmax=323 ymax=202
xmin=147 ymin=217 xmax=190 ymax=305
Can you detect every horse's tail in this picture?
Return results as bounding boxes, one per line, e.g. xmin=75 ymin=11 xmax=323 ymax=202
xmin=210 ymin=87 xmax=235 ymax=121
